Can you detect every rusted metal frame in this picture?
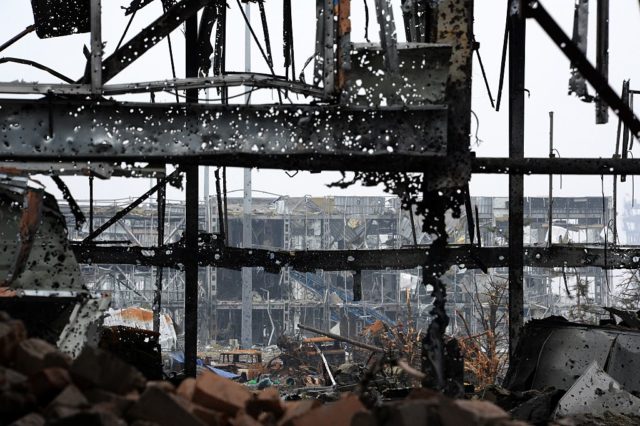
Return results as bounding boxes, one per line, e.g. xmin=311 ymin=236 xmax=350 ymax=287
xmin=71 ymin=243 xmax=640 ymax=271
xmin=595 ymin=0 xmax=609 ymax=124
xmin=525 ymin=1 xmax=640 ymax=137
xmin=2 ymin=189 xmax=43 ymax=286
xmin=508 ymin=0 xmax=525 ymax=359
xmin=85 ymin=0 xmax=212 ymax=85
xmin=82 ymin=168 xmax=182 ymax=242
xmin=336 ymin=0 xmax=351 ymax=92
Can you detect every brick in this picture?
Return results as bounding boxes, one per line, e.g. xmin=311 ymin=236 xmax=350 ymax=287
xmin=247 ymin=387 xmax=284 ymax=418
xmin=0 ymin=366 xmax=28 ymax=390
xmin=192 ymin=370 xmax=253 ymax=416
xmin=85 ymin=388 xmax=136 ymax=417
xmin=176 ymin=377 xmax=196 ymax=401
xmin=191 ymin=403 xmax=224 ymax=425
xmin=45 ymin=385 xmax=89 ymax=419
xmin=70 ymin=346 xmax=146 ymax=394
xmin=127 ymin=385 xmax=206 ymax=426
xmin=440 ymin=399 xmax=510 ymax=426
xmin=288 ymin=394 xmax=367 ymax=426
xmin=14 ymin=338 xmax=58 ymax=376
xmin=0 ymin=320 xmax=27 ymax=364
xmin=278 ymin=400 xmax=321 ymax=426
xmin=47 ymin=410 xmax=127 ymax=426
xmin=43 ymin=351 xmax=73 ymax=370
xmin=146 ymin=380 xmax=175 ymax=394
xmin=28 ymin=367 xmax=71 ymax=402
xmin=234 ymin=409 xmax=263 ymax=426
xmin=8 ymin=413 xmax=45 ymax=426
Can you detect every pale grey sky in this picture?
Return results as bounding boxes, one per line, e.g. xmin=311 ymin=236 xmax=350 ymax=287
xmin=0 ymin=1 xmax=639 ymax=203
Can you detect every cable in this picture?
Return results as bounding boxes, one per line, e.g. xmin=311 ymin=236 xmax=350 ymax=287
xmin=0 ymin=25 xmax=35 ymax=55
xmin=495 ymin=0 xmax=510 ymax=111
xmin=163 ymin=87 xmax=259 ymax=102
xmin=162 ymin=1 xmax=180 ymax=102
xmin=363 ymin=0 xmax=371 ymax=43
xmin=473 ymin=38 xmax=495 ymax=109
xmin=235 ymin=0 xmax=284 ymax=104
xmin=601 ymin=174 xmax=610 ymax=292
xmin=470 ymin=110 xmax=483 ymax=146
xmin=0 ymin=57 xmax=74 ymax=83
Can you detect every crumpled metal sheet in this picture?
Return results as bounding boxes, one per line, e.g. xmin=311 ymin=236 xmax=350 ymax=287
xmin=554 ymin=361 xmax=640 ymax=418
xmin=505 ymin=319 xmax=640 ymax=394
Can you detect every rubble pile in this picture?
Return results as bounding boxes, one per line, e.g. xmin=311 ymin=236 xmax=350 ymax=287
xmin=1 ymin=312 xmax=535 ymax=426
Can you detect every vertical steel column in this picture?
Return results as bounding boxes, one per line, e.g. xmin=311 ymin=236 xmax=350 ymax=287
xmin=508 ymin=0 xmax=525 ymax=359
xmin=241 ymin=168 xmax=253 ymax=348
xmin=184 ymin=12 xmax=199 ymax=377
xmin=153 ymin=170 xmax=166 ymax=333
xmin=595 ymin=0 xmax=609 ymax=124
xmin=548 ymin=112 xmax=554 ymax=246
xmin=241 ymin=1 xmax=253 ymax=349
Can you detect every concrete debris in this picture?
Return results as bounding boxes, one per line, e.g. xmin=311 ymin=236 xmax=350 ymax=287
xmin=10 ymin=310 xmax=639 ymax=426
xmin=554 ymin=361 xmax=640 ymax=418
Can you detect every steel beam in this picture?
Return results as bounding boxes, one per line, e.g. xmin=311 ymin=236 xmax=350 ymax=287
xmin=71 ymin=243 xmax=640 ymax=272
xmin=183 ymin=165 xmax=199 ymax=377
xmin=526 ymin=1 xmax=640 ymax=136
xmin=0 ymin=100 xmax=448 ymax=167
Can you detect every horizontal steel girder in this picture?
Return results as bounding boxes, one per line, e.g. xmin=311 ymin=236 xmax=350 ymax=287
xmin=0 ymin=99 xmax=448 ymax=170
xmin=71 ymin=243 xmax=640 ymax=272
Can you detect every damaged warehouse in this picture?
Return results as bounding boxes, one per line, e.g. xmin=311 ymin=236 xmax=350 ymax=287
xmin=2 ymin=0 xmax=640 ymax=424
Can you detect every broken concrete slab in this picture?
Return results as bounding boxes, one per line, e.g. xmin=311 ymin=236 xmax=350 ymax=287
xmin=554 ymin=361 xmax=640 ymax=418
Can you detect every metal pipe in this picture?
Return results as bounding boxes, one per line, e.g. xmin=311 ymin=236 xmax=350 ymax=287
xmin=298 ymin=323 xmax=383 ymax=352
xmin=90 ymin=0 xmax=102 ymax=94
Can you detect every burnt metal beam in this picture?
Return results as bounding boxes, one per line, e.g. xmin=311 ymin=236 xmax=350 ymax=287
xmin=82 ymin=168 xmax=181 ymax=242
xmin=508 ymin=0 xmax=525 ymax=359
xmin=474 ymin=157 xmax=640 ymax=175
xmin=71 ymin=243 xmax=640 ymax=272
xmin=183 ymin=10 xmax=199 ymax=378
xmin=525 ymin=0 xmax=640 ymax=137
xmin=87 ymin=0 xmax=212 ymax=84
xmin=0 ymin=100 xmax=449 ymax=169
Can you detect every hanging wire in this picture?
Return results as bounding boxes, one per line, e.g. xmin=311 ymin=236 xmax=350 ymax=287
xmin=0 ymin=57 xmax=74 ymax=83
xmin=163 ymin=87 xmax=259 ymax=102
xmin=473 ymin=37 xmax=495 ymax=109
xmin=470 ymin=110 xmax=483 ymax=146
xmin=552 ymin=149 xmax=563 ymax=189
xmin=363 ymin=0 xmax=371 ymax=43
xmin=235 ymin=0 xmax=284 ymax=104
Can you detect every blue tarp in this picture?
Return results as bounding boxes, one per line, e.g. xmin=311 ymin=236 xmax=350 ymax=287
xmin=204 ymin=365 xmax=240 ymax=379
xmin=168 ymin=351 xmax=240 ymax=379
